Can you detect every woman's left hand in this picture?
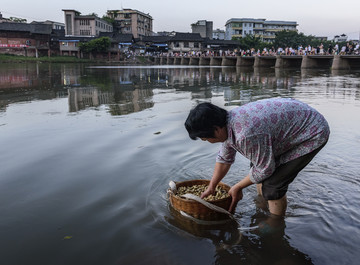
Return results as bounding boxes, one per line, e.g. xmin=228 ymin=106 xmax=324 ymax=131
xmin=228 ymin=185 xmax=243 ymax=213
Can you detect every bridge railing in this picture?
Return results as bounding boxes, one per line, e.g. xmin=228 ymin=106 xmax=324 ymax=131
xmin=145 ymin=54 xmax=360 ymax=70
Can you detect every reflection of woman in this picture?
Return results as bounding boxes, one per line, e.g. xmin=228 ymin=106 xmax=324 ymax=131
xmin=185 ymin=98 xmax=330 ymax=216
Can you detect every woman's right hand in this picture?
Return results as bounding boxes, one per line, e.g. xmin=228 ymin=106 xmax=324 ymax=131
xmin=200 ymin=185 xmax=215 ymax=199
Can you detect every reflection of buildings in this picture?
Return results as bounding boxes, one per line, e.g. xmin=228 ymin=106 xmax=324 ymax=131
xmin=0 ymin=63 xmax=64 ymax=112
xmin=5 ymin=63 xmax=358 ymax=117
xmin=0 ymin=65 xmax=37 ymax=89
xmin=68 ymin=86 xmax=154 ymax=115
xmin=111 ymin=88 xmax=154 ymax=115
xmin=68 ymin=87 xmax=111 ymax=112
xmin=60 ymin=64 xmax=83 ymax=86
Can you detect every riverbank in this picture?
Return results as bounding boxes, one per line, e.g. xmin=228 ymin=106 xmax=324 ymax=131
xmin=0 ymin=54 xmax=94 ymax=63
xmin=0 ymin=54 xmax=152 ymax=64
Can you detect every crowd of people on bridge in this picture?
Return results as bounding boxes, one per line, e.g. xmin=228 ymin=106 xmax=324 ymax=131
xmin=260 ymin=42 xmax=360 ymax=56
xmin=139 ymin=40 xmax=360 ymax=57
xmin=150 ymin=42 xmax=360 ymax=58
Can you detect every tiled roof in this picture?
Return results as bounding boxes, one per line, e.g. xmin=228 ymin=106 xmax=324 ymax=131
xmin=0 ymin=22 xmax=52 ymax=34
xmin=141 ymin=35 xmax=172 ymax=43
xmin=170 ymin=33 xmax=204 ymax=42
xmin=204 ymin=38 xmax=241 ymax=46
xmin=98 ymin=32 xmax=134 ymax=42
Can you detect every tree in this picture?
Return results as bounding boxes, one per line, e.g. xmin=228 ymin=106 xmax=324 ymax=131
xmin=88 ymin=12 xmax=99 ymax=17
xmin=102 ymin=16 xmax=115 ymax=26
xmin=79 ymin=37 xmax=111 ymax=53
xmin=273 ymin=30 xmax=307 ymax=48
xmin=9 ymin=17 xmax=27 ymax=23
xmin=232 ymin=34 xmax=268 ymax=50
xmin=273 ymin=30 xmax=341 ymax=51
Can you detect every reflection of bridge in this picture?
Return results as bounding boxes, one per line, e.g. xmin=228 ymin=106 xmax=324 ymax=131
xmin=147 ymin=55 xmax=360 ymax=70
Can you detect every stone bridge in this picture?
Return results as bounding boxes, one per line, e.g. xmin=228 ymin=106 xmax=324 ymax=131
xmin=147 ymin=55 xmax=360 ymax=70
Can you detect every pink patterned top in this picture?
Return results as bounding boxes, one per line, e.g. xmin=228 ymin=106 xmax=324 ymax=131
xmin=216 ymin=98 xmax=330 ymax=183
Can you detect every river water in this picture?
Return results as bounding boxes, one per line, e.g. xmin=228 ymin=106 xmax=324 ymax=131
xmin=0 ymin=63 xmax=359 ymax=265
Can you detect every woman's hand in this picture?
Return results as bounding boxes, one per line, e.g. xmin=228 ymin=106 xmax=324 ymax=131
xmin=200 ymin=185 xmax=215 ymax=199
xmin=228 ymin=185 xmax=243 ymax=213
xmin=201 ymin=163 xmax=232 ymax=199
xmin=227 ymin=175 xmax=253 ymax=213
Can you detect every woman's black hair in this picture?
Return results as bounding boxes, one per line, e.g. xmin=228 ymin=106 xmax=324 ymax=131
xmin=184 ymin=102 xmax=228 ymax=140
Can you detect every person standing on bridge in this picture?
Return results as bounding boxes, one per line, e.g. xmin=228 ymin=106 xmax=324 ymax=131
xmin=184 ymin=98 xmax=330 ymax=216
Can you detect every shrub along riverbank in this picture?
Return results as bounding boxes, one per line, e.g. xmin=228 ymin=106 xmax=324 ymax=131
xmin=0 ymin=54 xmax=151 ymax=64
xmin=0 ymin=54 xmax=97 ymax=63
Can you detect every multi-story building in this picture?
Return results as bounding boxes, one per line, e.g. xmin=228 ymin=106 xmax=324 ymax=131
xmin=225 ymin=18 xmax=297 ymax=42
xmin=333 ymin=34 xmax=347 ymax=42
xmin=0 ymin=22 xmax=53 ymax=57
xmin=31 ymin=20 xmax=65 ymax=30
xmin=106 ymin=9 xmax=153 ymax=38
xmin=62 ymin=9 xmax=113 ymax=37
xmin=213 ymin=29 xmax=225 ymax=40
xmin=191 ymin=20 xmax=213 ymax=39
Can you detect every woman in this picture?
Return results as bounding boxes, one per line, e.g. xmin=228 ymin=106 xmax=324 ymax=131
xmin=184 ymin=98 xmax=330 ymax=216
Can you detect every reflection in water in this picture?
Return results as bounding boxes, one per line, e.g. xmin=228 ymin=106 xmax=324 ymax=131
xmin=166 ymin=204 xmax=312 ymax=265
xmin=68 ymin=87 xmax=154 ymax=115
xmin=1 ymin=63 xmax=360 ymax=265
xmin=0 ymin=64 xmax=303 ymax=115
xmin=1 ymin=64 xmax=360 ymax=116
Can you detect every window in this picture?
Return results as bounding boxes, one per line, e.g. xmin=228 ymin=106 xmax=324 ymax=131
xmin=194 ymin=42 xmax=199 ymax=48
xmin=66 ymin=15 xmax=72 ymax=35
xmin=184 ymin=42 xmax=189 ymax=48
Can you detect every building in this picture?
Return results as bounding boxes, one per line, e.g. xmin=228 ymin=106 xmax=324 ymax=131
xmin=156 ymin=31 xmax=177 ymax=37
xmin=139 ymin=35 xmax=171 ymax=53
xmin=0 ymin=12 xmax=26 ymax=23
xmin=333 ymin=34 xmax=347 ymax=42
xmin=31 ymin=20 xmax=65 ymax=30
xmin=57 ymin=31 xmax=135 ymax=58
xmin=314 ymin=36 xmax=328 ymax=42
xmin=225 ymin=18 xmax=297 ymax=42
xmin=191 ymin=20 xmax=213 ymax=39
xmin=63 ymin=9 xmax=113 ymax=37
xmin=168 ymin=33 xmax=203 ymax=53
xmin=106 ymin=9 xmax=153 ymax=38
xmin=0 ymin=22 xmax=53 ymax=57
xmin=213 ymin=29 xmax=225 ymax=40
xmin=99 ymin=32 xmax=135 ymax=53
xmin=204 ymin=39 xmax=241 ymax=52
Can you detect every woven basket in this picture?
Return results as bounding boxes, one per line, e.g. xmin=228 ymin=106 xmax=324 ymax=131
xmin=169 ymin=179 xmax=232 ymax=221
xmin=166 ymin=204 xmax=238 ymax=237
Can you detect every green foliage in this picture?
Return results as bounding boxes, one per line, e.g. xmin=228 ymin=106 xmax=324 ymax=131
xmin=9 ymin=17 xmax=27 ymax=23
xmin=87 ymin=12 xmax=99 ymax=17
xmin=232 ymin=35 xmax=267 ymax=50
xmin=0 ymin=54 xmax=93 ymax=63
xmin=231 ymin=30 xmax=350 ymax=51
xmin=79 ymin=37 xmax=111 ymax=53
xmin=102 ymin=16 xmax=116 ymax=26
xmin=273 ymin=30 xmax=340 ymax=49
xmin=274 ymin=30 xmax=304 ymax=48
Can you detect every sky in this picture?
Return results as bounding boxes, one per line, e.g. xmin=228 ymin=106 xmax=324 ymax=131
xmin=1 ymin=0 xmax=360 ymax=40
